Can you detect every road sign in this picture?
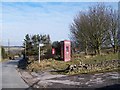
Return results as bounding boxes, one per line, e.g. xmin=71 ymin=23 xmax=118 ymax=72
xmin=39 ymin=44 xmax=44 ymax=47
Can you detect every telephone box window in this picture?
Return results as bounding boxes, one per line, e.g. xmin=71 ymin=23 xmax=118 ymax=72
xmin=66 ymin=46 xmax=69 ymax=52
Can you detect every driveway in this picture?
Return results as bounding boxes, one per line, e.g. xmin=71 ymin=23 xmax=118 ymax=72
xmin=1 ymin=60 xmax=28 ymax=89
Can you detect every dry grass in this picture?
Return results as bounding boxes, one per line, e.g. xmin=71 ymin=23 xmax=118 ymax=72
xmin=27 ymin=53 xmax=119 ymax=75
xmin=27 ymin=59 xmax=78 ymax=72
xmin=0 ymin=58 xmax=9 ymax=62
xmin=73 ymin=53 xmax=119 ymax=64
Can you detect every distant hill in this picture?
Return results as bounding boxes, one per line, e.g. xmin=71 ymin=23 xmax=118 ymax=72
xmin=3 ymin=46 xmax=23 ymax=48
xmin=2 ymin=46 xmax=24 ymax=55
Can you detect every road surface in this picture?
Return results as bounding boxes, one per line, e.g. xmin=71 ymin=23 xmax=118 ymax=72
xmin=1 ymin=59 xmax=28 ymax=89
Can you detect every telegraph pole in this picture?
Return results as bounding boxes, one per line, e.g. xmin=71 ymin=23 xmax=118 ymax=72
xmin=25 ymin=41 xmax=26 ymax=57
xmin=8 ymin=39 xmax=10 ymax=57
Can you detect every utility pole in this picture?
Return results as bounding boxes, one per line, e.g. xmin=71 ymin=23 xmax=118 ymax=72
xmin=25 ymin=41 xmax=26 ymax=57
xmin=8 ymin=39 xmax=10 ymax=57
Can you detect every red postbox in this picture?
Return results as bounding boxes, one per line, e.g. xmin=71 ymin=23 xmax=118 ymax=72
xmin=61 ymin=40 xmax=71 ymax=62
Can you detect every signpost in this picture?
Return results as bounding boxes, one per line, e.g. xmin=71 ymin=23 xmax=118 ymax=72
xmin=39 ymin=43 xmax=44 ymax=63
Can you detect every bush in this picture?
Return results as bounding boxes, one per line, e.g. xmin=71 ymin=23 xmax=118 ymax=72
xmin=1 ymin=47 xmax=7 ymax=59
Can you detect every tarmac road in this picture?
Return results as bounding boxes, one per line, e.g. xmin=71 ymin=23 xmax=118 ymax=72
xmin=1 ymin=59 xmax=28 ymax=89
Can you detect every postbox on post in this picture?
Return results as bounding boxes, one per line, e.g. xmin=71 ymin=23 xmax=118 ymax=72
xmin=61 ymin=40 xmax=71 ymax=62
xmin=52 ymin=48 xmax=55 ymax=55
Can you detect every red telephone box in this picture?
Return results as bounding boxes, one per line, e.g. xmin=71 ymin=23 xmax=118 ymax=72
xmin=61 ymin=40 xmax=71 ymax=62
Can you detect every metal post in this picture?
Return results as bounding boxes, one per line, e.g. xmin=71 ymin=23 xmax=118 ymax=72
xmin=39 ymin=44 xmax=40 ymax=63
xmin=38 ymin=43 xmax=44 ymax=63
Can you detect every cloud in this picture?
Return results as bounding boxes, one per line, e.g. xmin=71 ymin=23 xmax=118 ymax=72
xmin=2 ymin=2 xmax=85 ymax=25
xmin=1 ymin=2 xmax=118 ymax=46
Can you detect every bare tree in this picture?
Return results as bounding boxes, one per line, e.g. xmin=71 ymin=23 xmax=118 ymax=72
xmin=108 ymin=8 xmax=119 ymax=53
xmin=70 ymin=12 xmax=89 ymax=55
xmin=70 ymin=3 xmax=118 ymax=54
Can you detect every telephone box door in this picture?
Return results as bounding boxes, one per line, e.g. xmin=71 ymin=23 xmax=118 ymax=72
xmin=61 ymin=40 xmax=71 ymax=62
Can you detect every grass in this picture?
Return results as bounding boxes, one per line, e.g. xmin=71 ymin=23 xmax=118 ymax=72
xmin=27 ymin=53 xmax=119 ymax=75
xmin=80 ymin=53 xmax=118 ymax=64
xmin=0 ymin=58 xmax=9 ymax=62
xmin=27 ymin=59 xmax=73 ymax=72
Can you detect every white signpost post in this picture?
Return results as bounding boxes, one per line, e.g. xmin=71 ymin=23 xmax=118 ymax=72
xmin=39 ymin=43 xmax=44 ymax=63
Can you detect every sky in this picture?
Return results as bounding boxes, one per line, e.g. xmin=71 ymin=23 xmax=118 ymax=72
xmin=1 ymin=1 xmax=118 ymax=46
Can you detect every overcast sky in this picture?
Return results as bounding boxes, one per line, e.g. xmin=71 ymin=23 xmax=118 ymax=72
xmin=1 ymin=2 xmax=118 ymax=46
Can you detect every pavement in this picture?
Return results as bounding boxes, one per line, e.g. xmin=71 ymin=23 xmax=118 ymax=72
xmin=0 ymin=59 xmax=28 ymax=89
